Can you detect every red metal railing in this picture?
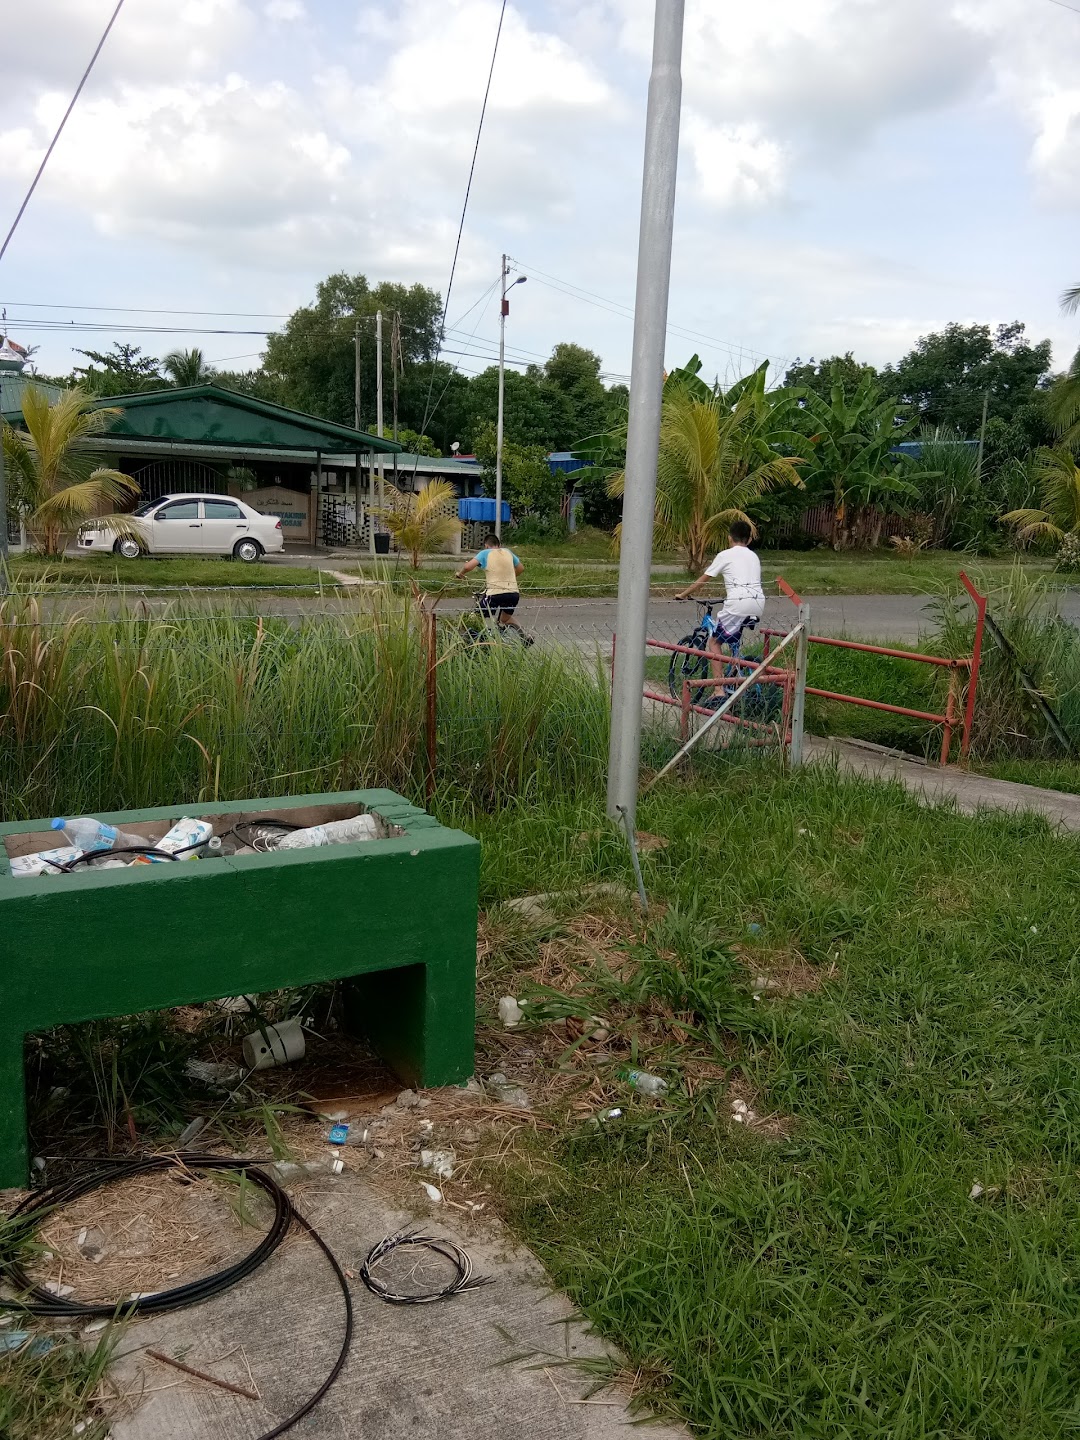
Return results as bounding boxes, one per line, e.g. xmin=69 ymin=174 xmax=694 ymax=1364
xmin=641 ymin=636 xmax=795 ymax=749
xmin=760 ymin=572 xmax=987 ymax=766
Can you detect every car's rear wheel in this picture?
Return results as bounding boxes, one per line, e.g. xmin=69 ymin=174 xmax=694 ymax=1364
xmin=234 ymin=538 xmax=263 ymax=563
xmin=114 ymin=537 xmax=142 ymax=559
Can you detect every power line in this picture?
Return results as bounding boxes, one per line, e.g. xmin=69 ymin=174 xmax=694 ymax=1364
xmin=0 ymin=0 xmax=127 ymax=265
xmin=1045 ymin=0 xmax=1080 ymax=15
xmin=418 ymin=0 xmax=508 ymax=444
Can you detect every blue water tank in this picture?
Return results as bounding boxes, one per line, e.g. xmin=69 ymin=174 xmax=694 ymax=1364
xmin=458 ymin=498 xmax=511 ymax=523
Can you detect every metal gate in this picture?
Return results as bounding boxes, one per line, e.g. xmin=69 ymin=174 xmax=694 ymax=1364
xmin=128 ymin=459 xmax=228 ymax=502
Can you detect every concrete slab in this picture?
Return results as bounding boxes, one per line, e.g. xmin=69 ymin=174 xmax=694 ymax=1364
xmin=807 ymin=735 xmax=1080 ymax=830
xmin=108 ymin=1171 xmax=689 ymax=1440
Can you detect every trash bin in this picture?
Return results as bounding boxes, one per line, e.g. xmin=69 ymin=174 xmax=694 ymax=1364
xmin=374 ymin=533 xmax=390 ymax=554
xmin=0 ymin=789 xmax=479 ymax=1186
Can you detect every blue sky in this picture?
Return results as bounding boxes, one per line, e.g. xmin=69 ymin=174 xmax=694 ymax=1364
xmin=1 ymin=0 xmax=1079 ymax=398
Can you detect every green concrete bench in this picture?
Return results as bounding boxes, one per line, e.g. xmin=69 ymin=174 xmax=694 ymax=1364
xmin=0 ymin=790 xmax=479 ymax=1188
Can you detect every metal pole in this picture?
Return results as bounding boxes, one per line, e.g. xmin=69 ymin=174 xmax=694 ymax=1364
xmin=376 ymin=310 xmax=385 ymax=544
xmin=494 ymin=254 xmax=507 ymax=540
xmin=976 ymin=389 xmax=989 ymax=481
xmin=789 ymin=602 xmax=810 ymax=765
xmin=353 ymin=320 xmax=361 ymax=431
xmin=605 ymin=0 xmax=685 ymax=827
xmin=0 ymin=369 xmax=8 ymax=593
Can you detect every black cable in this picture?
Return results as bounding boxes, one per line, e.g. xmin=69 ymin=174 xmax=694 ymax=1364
xmin=0 ymin=1153 xmax=353 ymax=1440
xmin=360 ymin=1229 xmax=492 ymax=1305
xmin=0 ymin=0 xmax=127 ymax=266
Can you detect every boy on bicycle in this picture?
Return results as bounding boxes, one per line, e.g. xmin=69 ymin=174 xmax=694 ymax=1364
xmin=674 ymin=519 xmax=764 ymax=675
xmin=454 ymin=534 xmax=534 ymax=644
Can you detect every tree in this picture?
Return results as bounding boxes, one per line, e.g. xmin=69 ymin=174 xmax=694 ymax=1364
xmin=73 ymin=343 xmax=162 ymax=396
xmin=162 ymin=347 xmax=215 ymax=386
xmin=394 ymin=427 xmax=441 ymax=457
xmin=1002 ymin=448 xmax=1080 ymax=547
xmin=528 ymin=343 xmax=609 ymax=445
xmin=881 ymin=322 xmax=1052 ymax=435
xmin=473 ymin=422 xmax=564 ymax=521
xmin=377 ymin=478 xmax=461 ymax=568
xmin=795 ymin=375 xmax=919 ymax=549
xmin=465 ymin=366 xmax=570 ymax=451
xmin=2 ymin=386 xmax=138 ymax=555
xmin=611 ymin=363 xmax=805 ymax=574
xmin=263 ymin=274 xmax=442 ymax=431
xmin=783 ymin=353 xmax=878 ymax=402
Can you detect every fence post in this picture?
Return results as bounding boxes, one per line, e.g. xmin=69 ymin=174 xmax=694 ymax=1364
xmin=958 ymin=571 xmax=986 ymax=761
xmin=680 ymin=678 xmax=691 ymax=742
xmin=425 ymin=609 xmax=437 ymax=806
xmin=789 ymin=603 xmax=810 ymax=766
xmin=940 ymin=667 xmax=959 ymax=767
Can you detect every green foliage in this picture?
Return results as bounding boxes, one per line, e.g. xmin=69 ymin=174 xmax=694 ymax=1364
xmin=393 ymin=426 xmax=441 ymax=457
xmin=881 ymin=321 xmax=1053 ymax=435
xmin=262 ymin=272 xmax=443 ymax=431
xmin=3 ymin=387 xmax=138 ymax=555
xmin=72 ymin=342 xmax=162 ymax=396
xmin=783 ymin=352 xmax=878 ymax=401
xmin=474 ymin=421 xmax=564 ymax=520
xmin=910 ymin=428 xmax=992 ymax=550
xmin=377 ymin=478 xmax=461 ymax=567
xmin=611 ymin=361 xmax=806 ymax=573
xmin=1003 ymin=447 xmax=1080 ymax=547
xmin=161 ymin=347 xmax=214 ymax=387
xmin=794 ymin=374 xmax=920 ymax=548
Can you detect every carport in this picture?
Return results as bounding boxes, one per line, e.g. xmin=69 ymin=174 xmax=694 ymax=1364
xmin=5 ymin=383 xmax=403 ymax=552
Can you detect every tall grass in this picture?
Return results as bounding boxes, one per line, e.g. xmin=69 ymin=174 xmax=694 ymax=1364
xmin=0 ymin=587 xmax=611 ymax=820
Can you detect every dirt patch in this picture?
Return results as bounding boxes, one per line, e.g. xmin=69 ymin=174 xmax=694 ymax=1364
xmin=25 ymin=1169 xmax=273 ymax=1304
xmin=738 ymin=946 xmax=838 ymax=999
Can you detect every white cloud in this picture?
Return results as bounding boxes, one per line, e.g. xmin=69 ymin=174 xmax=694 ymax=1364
xmin=685 ymin=117 xmax=786 ymax=210
xmin=266 ymin=0 xmax=306 ymax=17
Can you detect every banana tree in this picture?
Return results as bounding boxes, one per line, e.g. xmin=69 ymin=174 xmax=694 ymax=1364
xmin=796 ymin=375 xmax=921 ymax=549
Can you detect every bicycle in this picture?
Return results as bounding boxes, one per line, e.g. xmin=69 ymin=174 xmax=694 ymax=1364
xmin=668 ymin=599 xmax=775 ymax=717
xmin=460 ymin=592 xmax=534 ymax=652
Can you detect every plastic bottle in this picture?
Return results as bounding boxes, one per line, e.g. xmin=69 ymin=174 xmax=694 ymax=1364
xmin=619 ymin=1067 xmax=668 ymax=1097
xmin=50 ymin=817 xmax=145 ymax=852
xmin=274 ymin=814 xmax=379 ymax=851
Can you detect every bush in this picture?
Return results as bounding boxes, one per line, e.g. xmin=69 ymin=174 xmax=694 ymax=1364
xmin=1056 ymin=532 xmax=1080 ymax=573
xmin=508 ymin=514 xmax=569 ymax=546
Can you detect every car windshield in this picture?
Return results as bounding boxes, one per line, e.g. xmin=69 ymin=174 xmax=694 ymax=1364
xmin=132 ymin=501 xmax=155 ymax=517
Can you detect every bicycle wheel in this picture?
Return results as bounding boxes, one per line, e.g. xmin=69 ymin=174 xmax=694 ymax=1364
xmin=669 ymin=631 xmax=711 ymax=704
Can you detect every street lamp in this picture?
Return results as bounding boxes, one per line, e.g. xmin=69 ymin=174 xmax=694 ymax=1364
xmin=494 ymin=256 xmax=526 ymax=540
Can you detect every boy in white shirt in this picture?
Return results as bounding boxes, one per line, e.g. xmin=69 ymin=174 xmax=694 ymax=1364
xmin=674 ymin=519 xmax=765 ymax=674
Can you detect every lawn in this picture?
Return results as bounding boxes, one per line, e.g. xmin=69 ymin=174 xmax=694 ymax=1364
xmin=9 ymin=554 xmax=327 ymax=590
xmin=462 ymin=760 xmax=1080 ymax=1438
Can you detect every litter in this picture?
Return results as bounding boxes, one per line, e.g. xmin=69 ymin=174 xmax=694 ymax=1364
xmin=10 ymin=845 xmax=84 ymax=878
xmin=619 ymin=1067 xmax=668 ymax=1097
xmin=184 ymin=1058 xmax=243 ymax=1089
xmin=50 ymin=816 xmax=145 ymax=852
xmin=274 ymin=815 xmax=379 ymax=851
xmin=360 ymin=1230 xmax=492 ymax=1304
xmin=177 ymin=1117 xmax=207 ymax=1148
xmin=486 ymin=1073 xmax=531 ymax=1109
xmin=76 ymin=1226 xmax=107 ymax=1263
xmin=142 ymin=817 xmax=215 ymax=862
xmin=328 ymin=1123 xmax=350 ymax=1146
xmin=498 ymin=996 xmax=524 ymax=1028
xmin=419 ymin=1181 xmax=443 ymax=1203
xmin=241 ymin=1016 xmax=306 ymax=1071
xmin=419 ymin=1148 xmax=456 ymax=1180
xmin=969 ymin=1181 xmax=985 ymax=1199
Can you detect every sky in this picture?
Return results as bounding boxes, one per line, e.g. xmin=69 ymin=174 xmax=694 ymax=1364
xmin=1 ymin=0 xmax=1080 ymax=401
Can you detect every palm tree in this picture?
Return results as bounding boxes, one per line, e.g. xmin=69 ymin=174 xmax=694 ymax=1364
xmin=161 ymin=347 xmax=215 ymax=387
xmin=1002 ymin=447 xmax=1080 ymax=546
xmin=609 ymin=364 xmax=805 ymax=574
xmin=2 ymin=385 xmax=138 ymax=555
xmin=377 ymin=478 xmax=462 ymax=568
xmin=1047 ymin=287 xmax=1080 ymax=447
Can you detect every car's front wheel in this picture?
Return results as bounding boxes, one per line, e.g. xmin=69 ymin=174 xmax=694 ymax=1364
xmin=234 ymin=538 xmax=264 ymax=563
xmin=114 ymin=537 xmax=142 ymax=559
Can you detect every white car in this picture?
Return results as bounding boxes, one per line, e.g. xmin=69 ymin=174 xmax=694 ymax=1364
xmin=79 ymin=493 xmax=285 ymax=562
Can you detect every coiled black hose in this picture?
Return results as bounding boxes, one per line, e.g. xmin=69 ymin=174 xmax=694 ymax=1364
xmin=1 ymin=1153 xmax=353 ymax=1440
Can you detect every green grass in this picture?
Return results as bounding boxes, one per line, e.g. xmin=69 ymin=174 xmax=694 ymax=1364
xmin=760 ymin=550 xmax=1057 ymax=597
xmin=10 ymin=554 xmax=326 ymax=589
xmin=461 ymin=760 xmax=1080 ymax=1438
xmin=0 ymin=1323 xmax=115 ymax=1440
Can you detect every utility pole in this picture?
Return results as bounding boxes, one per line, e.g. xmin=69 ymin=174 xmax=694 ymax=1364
xmin=0 ymin=369 xmax=8 ymax=593
xmin=391 ymin=311 xmax=401 ymax=494
xmin=353 ymin=319 xmax=361 ymax=430
xmin=376 ymin=309 xmax=385 ymax=543
xmin=606 ymin=0 xmax=685 ymax=829
xmin=976 ymin=388 xmax=990 ymax=481
xmin=495 ymin=255 xmax=526 ymax=540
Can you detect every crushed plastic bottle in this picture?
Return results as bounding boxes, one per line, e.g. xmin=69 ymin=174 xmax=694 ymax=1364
xmin=274 ymin=814 xmax=380 ymax=851
xmin=50 ymin=817 xmax=145 ymax=852
xmin=619 ymin=1067 xmax=668 ymax=1097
